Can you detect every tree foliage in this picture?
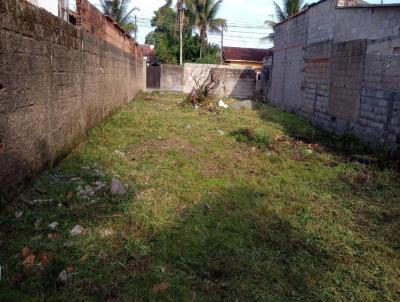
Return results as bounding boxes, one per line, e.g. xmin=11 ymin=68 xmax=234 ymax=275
xmin=100 ymin=0 xmax=138 ymax=35
xmin=145 ymin=1 xmax=221 ymax=64
xmin=263 ymin=0 xmax=306 ymax=42
xmin=186 ymin=0 xmax=226 ymax=58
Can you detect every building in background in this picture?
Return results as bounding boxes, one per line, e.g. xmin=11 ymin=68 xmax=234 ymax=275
xmin=139 ymin=44 xmax=157 ymax=66
xmin=222 ymin=47 xmax=272 ymax=69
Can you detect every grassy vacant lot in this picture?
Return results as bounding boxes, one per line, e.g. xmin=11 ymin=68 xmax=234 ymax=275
xmin=1 ymin=92 xmax=399 ymax=301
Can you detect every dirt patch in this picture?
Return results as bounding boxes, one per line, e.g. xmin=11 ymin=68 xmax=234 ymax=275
xmin=200 ymin=149 xmax=262 ymax=178
xmin=134 ymin=188 xmax=156 ymax=201
xmin=127 ymin=138 xmax=197 ymax=161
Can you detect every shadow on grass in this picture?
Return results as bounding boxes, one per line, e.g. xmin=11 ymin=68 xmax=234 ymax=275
xmin=257 ymin=104 xmax=358 ymax=149
xmin=135 ymin=185 xmax=337 ymax=301
xmin=0 ymin=169 xmax=337 ymax=301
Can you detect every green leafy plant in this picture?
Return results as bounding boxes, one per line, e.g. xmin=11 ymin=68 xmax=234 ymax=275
xmin=231 ymin=128 xmax=271 ymax=149
xmin=124 ymin=238 xmax=150 ymax=260
xmin=100 ymin=0 xmax=138 ymax=35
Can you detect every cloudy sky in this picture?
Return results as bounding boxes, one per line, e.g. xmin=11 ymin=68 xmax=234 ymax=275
xmin=38 ymin=0 xmax=397 ymax=49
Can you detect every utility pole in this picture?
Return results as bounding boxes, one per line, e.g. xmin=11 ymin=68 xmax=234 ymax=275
xmin=178 ymin=0 xmax=184 ymax=66
xmin=220 ymin=25 xmax=224 ymax=65
xmin=58 ymin=0 xmax=69 ymax=21
xmin=134 ymin=15 xmax=137 ymax=41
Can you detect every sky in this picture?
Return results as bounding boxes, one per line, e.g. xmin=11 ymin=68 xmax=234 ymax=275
xmin=88 ymin=0 xmax=276 ymax=48
xmin=37 ymin=0 xmax=399 ymax=49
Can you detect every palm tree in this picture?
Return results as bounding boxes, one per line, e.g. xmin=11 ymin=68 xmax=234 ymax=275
xmin=187 ymin=0 xmax=227 ymax=59
xmin=100 ymin=0 xmax=139 ymax=35
xmin=263 ymin=0 xmax=306 ymax=42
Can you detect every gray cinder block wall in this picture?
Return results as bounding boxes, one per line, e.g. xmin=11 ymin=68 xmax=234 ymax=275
xmin=183 ymin=64 xmax=256 ymax=99
xmin=0 ymin=0 xmax=145 ymax=196
xmin=160 ymin=65 xmax=184 ymax=92
xmin=270 ymin=0 xmax=400 ymax=148
xmin=156 ymin=63 xmax=257 ymax=99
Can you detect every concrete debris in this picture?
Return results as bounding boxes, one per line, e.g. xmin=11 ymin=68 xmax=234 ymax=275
xmin=98 ymin=229 xmax=114 ymax=238
xmin=58 ymin=270 xmax=68 ymax=283
xmin=70 ymin=225 xmax=84 ymax=236
xmin=231 ymin=100 xmax=258 ymax=110
xmin=25 ymin=199 xmax=55 ymax=205
xmin=94 ymin=181 xmax=106 ymax=190
xmin=76 ymin=185 xmax=95 ymax=199
xmin=110 ymin=178 xmax=128 ymax=196
xmin=48 ymin=222 xmax=59 ymax=230
xmin=34 ymin=219 xmax=42 ymax=230
xmin=91 ymin=164 xmax=105 ymax=177
xmin=77 ymin=181 xmax=105 ymax=200
xmin=114 ymin=150 xmax=125 ymax=157
xmin=218 ymin=99 xmax=229 ymax=109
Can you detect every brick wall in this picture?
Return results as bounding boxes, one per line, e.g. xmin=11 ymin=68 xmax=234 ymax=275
xmin=0 ymin=0 xmax=145 ymax=196
xmin=270 ymin=0 xmax=400 ymax=148
xmin=76 ymin=0 xmax=140 ymax=57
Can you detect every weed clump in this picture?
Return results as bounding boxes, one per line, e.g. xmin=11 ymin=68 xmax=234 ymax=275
xmin=231 ymin=128 xmax=271 ymax=150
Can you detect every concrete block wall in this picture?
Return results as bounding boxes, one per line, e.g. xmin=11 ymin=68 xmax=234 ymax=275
xmin=271 ymin=0 xmax=400 ymax=148
xmin=271 ymin=12 xmax=307 ymax=110
xmin=183 ymin=63 xmax=256 ymax=99
xmin=302 ymin=41 xmax=332 ymax=115
xmin=262 ymin=57 xmax=273 ymax=100
xmin=327 ymin=39 xmax=366 ymax=121
xmin=334 ymin=6 xmax=400 ymax=42
xmin=160 ymin=64 xmax=184 ymax=92
xmin=0 ymin=0 xmax=145 ymax=196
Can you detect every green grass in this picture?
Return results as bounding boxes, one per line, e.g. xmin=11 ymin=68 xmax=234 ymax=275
xmin=1 ymin=91 xmax=399 ymax=301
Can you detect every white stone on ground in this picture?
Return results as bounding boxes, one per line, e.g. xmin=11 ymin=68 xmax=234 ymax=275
xmin=70 ymin=225 xmax=84 ymax=236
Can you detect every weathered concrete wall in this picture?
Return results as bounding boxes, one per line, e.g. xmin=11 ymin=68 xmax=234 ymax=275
xmin=160 ymin=64 xmax=184 ymax=92
xmin=262 ymin=57 xmax=273 ymax=100
xmin=0 ymin=0 xmax=145 ymax=196
xmin=271 ymin=0 xmax=400 ymax=148
xmin=183 ymin=63 xmax=256 ymax=99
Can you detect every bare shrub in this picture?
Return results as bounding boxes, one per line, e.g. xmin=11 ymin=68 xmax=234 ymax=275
xmin=187 ymin=66 xmax=222 ymax=106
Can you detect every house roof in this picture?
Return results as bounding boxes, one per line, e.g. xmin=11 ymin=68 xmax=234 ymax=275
xmin=222 ymin=47 xmax=272 ymax=63
xmin=139 ymin=44 xmax=155 ymax=57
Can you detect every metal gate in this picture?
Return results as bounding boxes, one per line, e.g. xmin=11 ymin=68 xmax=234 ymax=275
xmin=146 ymin=66 xmax=161 ymax=89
